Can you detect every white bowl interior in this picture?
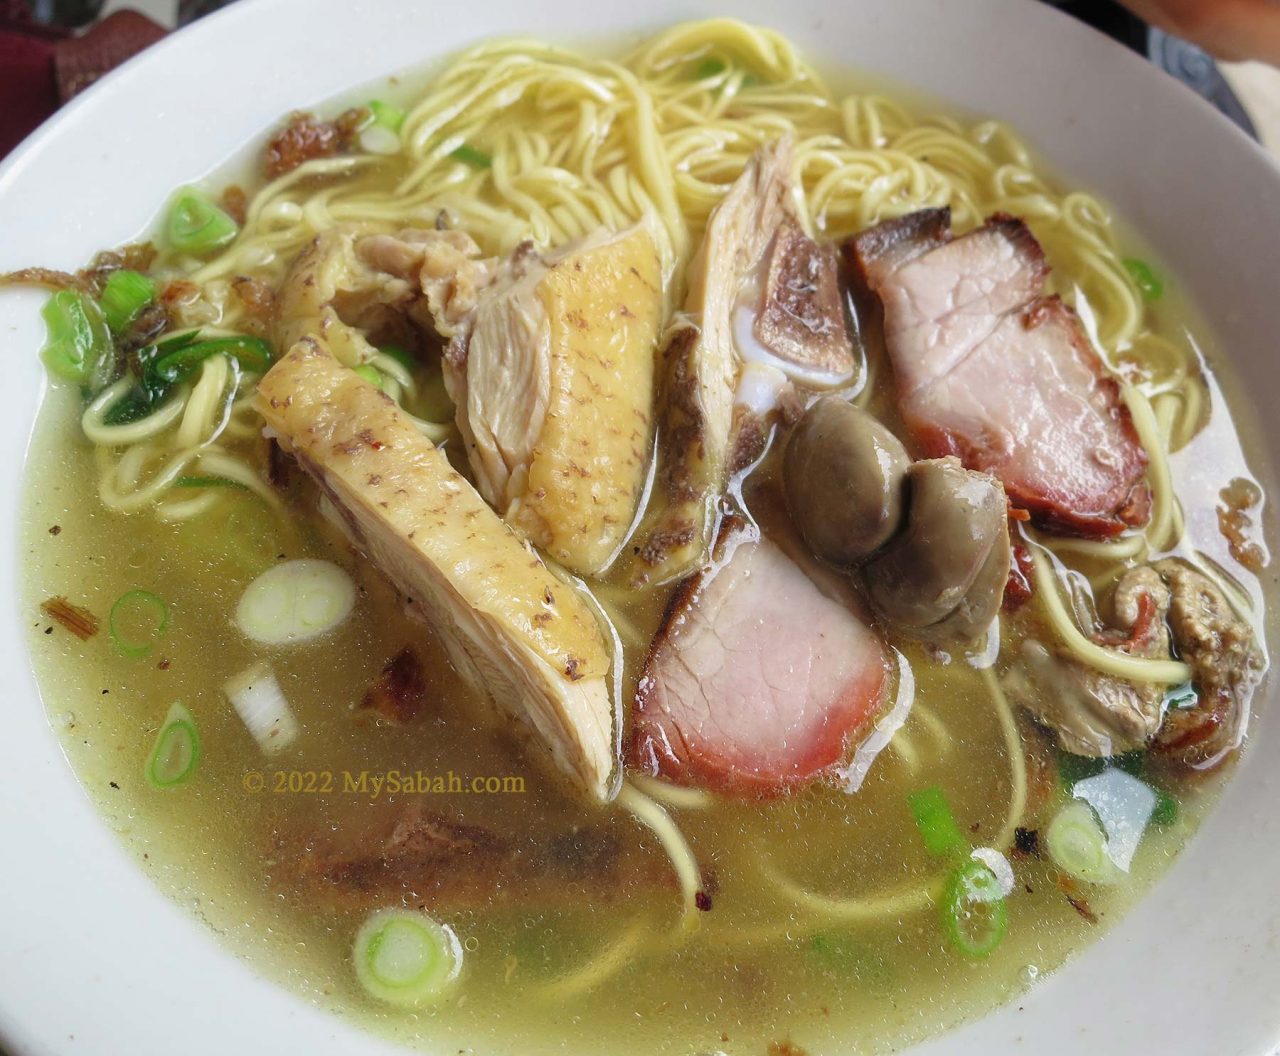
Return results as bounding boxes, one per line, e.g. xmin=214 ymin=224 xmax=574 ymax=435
xmin=1 ymin=1 xmax=1278 ymax=1054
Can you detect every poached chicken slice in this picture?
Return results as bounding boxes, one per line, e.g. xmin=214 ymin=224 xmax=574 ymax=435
xmin=846 ymin=208 xmax=1150 ymax=538
xmin=257 ymin=338 xmax=617 ymax=800
xmin=630 ymin=519 xmax=889 ymax=793
xmin=445 ymin=223 xmax=664 ymax=576
xmin=638 ymin=138 xmax=857 ymax=583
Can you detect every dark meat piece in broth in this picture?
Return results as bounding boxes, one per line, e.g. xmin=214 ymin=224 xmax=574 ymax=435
xmin=630 ymin=518 xmax=889 ymax=793
xmin=269 ymin=804 xmax=672 ymax=912
xmin=845 ymin=208 xmax=1150 ymax=538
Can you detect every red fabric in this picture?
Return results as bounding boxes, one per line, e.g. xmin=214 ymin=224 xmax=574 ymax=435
xmin=0 ymin=30 xmax=58 ymax=158
xmin=55 ymin=11 xmax=168 ymax=101
xmin=0 ymin=9 xmax=167 ymax=160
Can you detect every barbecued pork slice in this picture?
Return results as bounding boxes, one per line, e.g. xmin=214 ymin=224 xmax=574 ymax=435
xmin=444 ymin=223 xmax=664 ymax=576
xmin=257 ymin=338 xmax=617 ymax=800
xmin=846 ymin=209 xmax=1150 ymax=538
xmin=637 ymin=138 xmax=858 ymax=583
xmin=630 ymin=519 xmax=889 ymax=793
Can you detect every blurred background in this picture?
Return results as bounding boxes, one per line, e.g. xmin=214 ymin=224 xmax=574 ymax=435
xmin=2 ymin=0 xmax=1279 ymax=158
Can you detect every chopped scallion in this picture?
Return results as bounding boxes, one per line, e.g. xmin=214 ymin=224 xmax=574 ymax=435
xmin=39 ymin=289 xmax=113 ymax=387
xmin=165 ymin=187 xmax=239 ymax=255
xmin=224 ymin=661 xmax=299 ymax=754
xmin=100 ymin=269 xmax=156 ymax=333
xmin=941 ymin=858 xmax=1008 ymax=958
xmin=353 ymin=909 xmax=461 ymax=1006
xmin=174 ymin=475 xmax=248 ymax=490
xmin=1151 ymin=789 xmax=1179 ymax=827
xmin=1123 ymin=258 xmax=1163 ymax=300
xmin=907 ymin=786 xmax=966 ymax=857
xmin=1163 ymin=681 xmax=1198 ymax=710
xmin=1056 ymin=750 xmax=1107 ymax=790
xmin=102 ymin=387 xmax=154 ymax=426
xmin=807 ymin=932 xmax=891 ymax=986
xmin=145 ymin=702 xmax=200 ymax=789
xmin=694 ymin=57 xmax=726 ymax=79
xmin=378 ymin=343 xmax=415 ymax=371
xmin=138 ymin=331 xmax=273 ymax=405
xmin=1045 ymin=799 xmax=1122 ymax=885
xmin=235 ymin=558 xmax=356 ymax=645
xmin=353 ymin=364 xmax=386 ymax=390
xmin=109 ymin=589 xmax=170 ymax=658
xmin=450 ymin=144 xmax=492 ymax=169
xmin=368 ymin=99 xmax=406 ymax=132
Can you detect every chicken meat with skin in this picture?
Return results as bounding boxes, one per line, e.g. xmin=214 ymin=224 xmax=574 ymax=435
xmin=443 ymin=222 xmax=664 ymax=576
xmin=273 ymin=224 xmax=495 ymax=365
xmin=257 ymin=338 xmax=617 ymax=800
xmin=636 ymin=137 xmax=858 ymax=583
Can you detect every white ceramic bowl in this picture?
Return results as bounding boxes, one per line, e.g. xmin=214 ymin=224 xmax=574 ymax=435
xmin=2 ymin=1 xmax=1279 ymax=1053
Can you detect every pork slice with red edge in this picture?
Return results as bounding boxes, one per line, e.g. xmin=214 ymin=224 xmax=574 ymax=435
xmin=846 ymin=208 xmax=1150 ymax=538
xmin=630 ymin=519 xmax=890 ymax=793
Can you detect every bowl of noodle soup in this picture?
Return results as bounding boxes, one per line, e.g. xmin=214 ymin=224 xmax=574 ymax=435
xmin=1 ymin=1 xmax=1278 ymax=1055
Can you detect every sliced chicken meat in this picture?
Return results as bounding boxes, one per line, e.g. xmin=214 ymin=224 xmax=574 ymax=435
xmin=257 ymin=338 xmax=617 ymax=800
xmin=273 ymin=224 xmax=495 ymax=365
xmin=637 ymin=137 xmax=858 ymax=583
xmin=846 ymin=208 xmax=1150 ymax=538
xmin=630 ymin=518 xmax=890 ymax=793
xmin=444 ymin=223 xmax=664 ymax=576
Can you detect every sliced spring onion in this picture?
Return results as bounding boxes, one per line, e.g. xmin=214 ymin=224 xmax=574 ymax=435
xmin=165 ymin=187 xmax=239 ymax=255
xmin=360 ymin=124 xmax=401 ymax=155
xmin=1163 ymin=681 xmax=1198 ymax=710
xmin=907 ymin=786 xmax=966 ymax=857
xmin=941 ymin=858 xmax=1008 ymax=958
xmin=235 ymin=558 xmax=356 ymax=645
xmin=39 ymin=289 xmax=112 ymax=386
xmin=224 ymin=499 xmax=282 ymax=575
xmin=1045 ymin=799 xmax=1122 ymax=885
xmin=1151 ymin=789 xmax=1179 ymax=828
xmin=377 ymin=343 xmax=416 ymax=372
xmin=694 ymin=57 xmax=726 ymax=79
xmin=139 ymin=331 xmax=272 ymax=404
xmin=969 ymin=847 xmax=1015 ymax=898
xmin=174 ymin=474 xmax=248 ymax=490
xmin=1123 ymin=258 xmax=1163 ymax=301
xmin=101 ymin=330 xmax=270 ymax=428
xmin=100 ymin=269 xmax=156 ymax=333
xmin=1072 ymin=769 xmax=1157 ymax=871
xmin=145 ymin=701 xmax=201 ymax=789
xmin=368 ymin=99 xmax=407 ymax=132
xmin=109 ymin=589 xmax=170 ymax=658
xmin=1056 ymin=750 xmax=1107 ymax=789
xmin=807 ymin=933 xmax=891 ymax=986
xmin=101 ymin=387 xmax=155 ymax=426
xmin=353 ymin=909 xmax=461 ymax=1006
xmin=353 ymin=364 xmax=386 ymax=390
xmin=450 ymin=143 xmax=492 ymax=169
xmin=223 ymin=661 xmax=299 ymax=753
